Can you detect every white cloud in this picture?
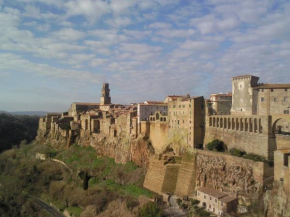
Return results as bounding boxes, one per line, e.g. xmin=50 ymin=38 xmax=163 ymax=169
xmin=65 ymin=0 xmax=110 ymax=23
xmin=106 ymin=16 xmax=132 ymax=27
xmin=148 ymin=22 xmax=172 ymax=29
xmin=180 ymin=41 xmax=217 ymax=51
xmin=0 ymin=53 xmax=104 ymax=83
xmin=156 ymin=29 xmax=195 ymax=38
xmin=52 ymin=28 xmax=86 ymax=41
xmin=110 ymin=0 xmax=136 ymax=15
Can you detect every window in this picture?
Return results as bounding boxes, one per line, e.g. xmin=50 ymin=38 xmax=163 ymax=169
xmin=209 ymin=205 xmax=211 ymax=209
xmin=284 ymin=110 xmax=289 ymax=114
xmin=261 ymin=89 xmax=264 ymax=92
xmin=285 ymin=89 xmax=288 ymax=91
xmin=274 ymin=98 xmax=277 ymax=102
xmin=261 ymin=97 xmax=264 ymax=102
xmin=178 ymin=120 xmax=179 ymax=125
xmin=271 ymin=89 xmax=274 ymax=92
xmin=173 ymin=105 xmax=176 ymax=108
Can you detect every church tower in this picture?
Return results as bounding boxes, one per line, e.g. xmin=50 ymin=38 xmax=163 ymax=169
xmin=100 ymin=83 xmax=111 ymax=105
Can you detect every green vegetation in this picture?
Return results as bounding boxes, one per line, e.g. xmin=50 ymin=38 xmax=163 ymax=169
xmin=206 ymin=139 xmax=226 ymax=152
xmin=139 ymin=202 xmax=162 ymax=217
xmin=66 ymin=206 xmax=83 ymax=217
xmin=0 ymin=113 xmax=39 ymax=153
xmin=0 ymin=142 xmax=154 ymax=217
xmin=230 ymin=148 xmax=246 ymax=157
xmin=190 ymin=199 xmax=200 ymax=206
xmin=243 ymin=153 xmax=265 ymax=162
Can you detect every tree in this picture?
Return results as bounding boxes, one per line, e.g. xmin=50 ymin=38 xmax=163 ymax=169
xmin=139 ymin=202 xmax=162 ymax=217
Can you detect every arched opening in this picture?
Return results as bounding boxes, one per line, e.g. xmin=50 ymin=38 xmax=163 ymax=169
xmin=259 ymin=119 xmax=262 ymax=133
xmin=213 ymin=118 xmax=216 ymax=127
xmin=220 ymin=118 xmax=223 ymax=128
xmin=232 ymin=118 xmax=235 ymax=130
xmin=254 ymin=118 xmax=257 ymax=133
xmin=240 ymin=118 xmax=244 ymax=131
xmin=164 ymin=117 xmax=166 ymax=122
xmin=245 ymin=118 xmax=248 ymax=131
xmin=249 ymin=118 xmax=253 ymax=132
xmin=160 ymin=117 xmax=163 ymax=121
xmin=156 ymin=113 xmax=160 ymax=120
xmin=273 ymin=119 xmax=290 ymax=135
xmin=217 ymin=118 xmax=220 ymax=128
xmin=209 ymin=117 xmax=212 ymax=126
xmin=228 ymin=118 xmax=231 ymax=129
xmin=85 ymin=119 xmax=88 ymax=131
xmin=236 ymin=118 xmax=239 ymax=130
xmin=224 ymin=118 xmax=227 ymax=129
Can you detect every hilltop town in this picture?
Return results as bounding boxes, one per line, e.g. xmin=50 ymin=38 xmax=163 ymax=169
xmin=37 ymin=75 xmax=290 ymax=217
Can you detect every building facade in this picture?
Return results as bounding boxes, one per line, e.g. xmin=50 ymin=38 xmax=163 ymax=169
xmin=210 ymin=93 xmax=232 ymax=115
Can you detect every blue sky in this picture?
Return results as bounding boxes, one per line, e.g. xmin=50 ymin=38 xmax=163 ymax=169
xmin=0 ymin=0 xmax=290 ymax=112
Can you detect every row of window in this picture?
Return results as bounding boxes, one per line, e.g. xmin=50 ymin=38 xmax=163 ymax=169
xmin=171 ymin=104 xmax=191 ymax=108
xmin=170 ymin=111 xmax=192 ymax=115
xmin=261 ymin=97 xmax=288 ymax=102
xmin=260 ymin=89 xmax=288 ymax=92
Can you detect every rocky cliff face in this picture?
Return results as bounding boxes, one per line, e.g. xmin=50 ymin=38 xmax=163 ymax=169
xmin=263 ymin=181 xmax=290 ymax=217
xmin=36 ymin=125 xmax=153 ymax=168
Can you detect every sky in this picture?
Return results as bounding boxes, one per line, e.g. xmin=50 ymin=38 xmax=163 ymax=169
xmin=0 ymin=0 xmax=290 ymax=112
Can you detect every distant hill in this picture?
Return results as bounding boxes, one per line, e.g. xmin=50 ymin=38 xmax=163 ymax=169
xmin=0 ymin=111 xmax=49 ymax=116
xmin=10 ymin=111 xmax=48 ymax=116
xmin=0 ymin=113 xmax=40 ymax=152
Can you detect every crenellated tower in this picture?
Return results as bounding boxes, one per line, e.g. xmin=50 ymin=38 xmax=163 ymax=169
xmin=100 ymin=83 xmax=111 ymax=105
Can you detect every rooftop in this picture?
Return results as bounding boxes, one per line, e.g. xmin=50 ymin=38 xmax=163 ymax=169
xmin=231 ymin=75 xmax=259 ymax=79
xmin=73 ymin=102 xmax=100 ymax=106
xmin=196 ymin=187 xmax=228 ymax=199
xmin=253 ymin=84 xmax=290 ymax=89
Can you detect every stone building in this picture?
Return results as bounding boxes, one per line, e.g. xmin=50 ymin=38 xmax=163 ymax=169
xmin=168 ymin=95 xmax=205 ymax=149
xmin=274 ymin=149 xmax=290 ymax=196
xmin=205 ymin=75 xmax=290 ymax=160
xmin=230 ymin=75 xmax=290 ymax=116
xmin=100 ymin=83 xmax=111 ymax=105
xmin=210 ymin=93 xmax=232 ymax=115
xmin=137 ymin=101 xmax=168 ymax=133
xmin=196 ymin=187 xmax=238 ymax=216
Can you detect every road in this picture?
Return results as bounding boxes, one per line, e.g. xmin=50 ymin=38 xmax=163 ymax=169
xmin=29 ymin=196 xmax=66 ymax=217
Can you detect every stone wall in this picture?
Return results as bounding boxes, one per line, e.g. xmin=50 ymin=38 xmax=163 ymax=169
xmin=205 ymin=115 xmax=274 ymax=159
xmin=195 ymin=150 xmax=271 ymax=195
xmin=143 ymin=156 xmax=167 ymax=195
xmin=174 ymin=153 xmax=196 ymax=197
xmin=144 ymin=151 xmax=273 ymax=200
xmin=147 ymin=122 xmax=168 ymax=153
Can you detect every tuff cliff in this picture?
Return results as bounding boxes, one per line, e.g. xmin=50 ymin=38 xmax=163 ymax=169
xmin=36 ymin=122 xmax=154 ymax=168
xmin=263 ymin=181 xmax=290 ymax=217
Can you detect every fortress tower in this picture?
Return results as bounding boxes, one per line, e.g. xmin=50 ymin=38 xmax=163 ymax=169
xmin=230 ymin=75 xmax=259 ymax=115
xmin=100 ymin=83 xmax=111 ymax=105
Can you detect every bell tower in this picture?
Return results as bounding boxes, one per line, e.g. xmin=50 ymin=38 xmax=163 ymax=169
xmin=100 ymin=83 xmax=111 ymax=105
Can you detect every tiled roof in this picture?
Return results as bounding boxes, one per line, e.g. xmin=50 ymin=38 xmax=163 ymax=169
xmin=231 ymin=75 xmax=259 ymax=79
xmin=219 ymin=195 xmax=237 ymax=203
xmin=196 ymin=187 xmax=227 ymax=199
xmin=253 ymin=84 xmax=290 ymax=89
xmin=73 ymin=102 xmax=100 ymax=105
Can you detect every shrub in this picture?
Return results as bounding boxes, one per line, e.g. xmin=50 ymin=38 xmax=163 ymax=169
xmin=181 ymin=203 xmax=188 ymax=210
xmin=176 ymin=198 xmax=182 ymax=205
xmin=207 ymin=139 xmax=226 ymax=152
xmin=197 ymin=209 xmax=211 ymax=217
xmin=190 ymin=199 xmax=200 ymax=206
xmin=243 ymin=154 xmax=265 ymax=162
xmin=230 ymin=148 xmax=246 ymax=157
xmin=139 ymin=202 xmax=162 ymax=217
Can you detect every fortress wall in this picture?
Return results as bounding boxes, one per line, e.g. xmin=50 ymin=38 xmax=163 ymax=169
xmin=143 ymin=156 xmax=167 ymax=195
xmin=148 ymin=122 xmax=168 ymax=153
xmin=196 ymin=150 xmax=271 ymax=194
xmin=276 ymin=135 xmax=290 ymax=149
xmin=174 ymin=153 xmax=196 ymax=197
xmin=161 ymin=164 xmax=180 ymax=194
xmin=205 ymin=115 xmax=273 ymax=159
